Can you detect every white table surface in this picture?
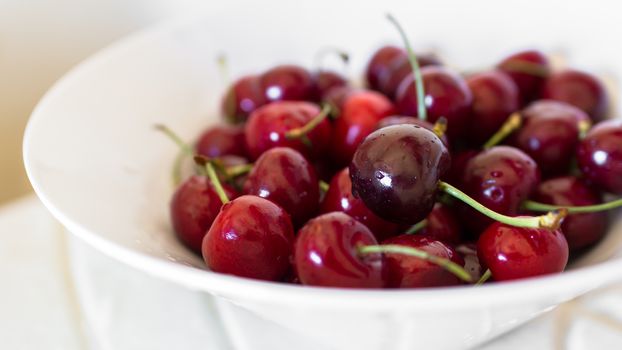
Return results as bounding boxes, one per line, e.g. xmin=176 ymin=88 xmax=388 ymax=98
xmin=2 ymin=195 xmax=622 ymax=350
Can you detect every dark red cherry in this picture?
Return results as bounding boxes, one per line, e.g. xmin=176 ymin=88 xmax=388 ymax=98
xmin=202 ymin=195 xmax=294 ymax=281
xmin=541 ymin=69 xmax=609 ymax=122
xmin=244 ymin=101 xmax=331 ymax=160
xmin=260 ymin=65 xmax=313 ymax=103
xmin=533 ymin=176 xmax=607 ymax=250
xmin=222 ymin=75 xmax=267 ymax=124
xmin=294 ymin=212 xmax=386 ymax=288
xmin=350 ymin=124 xmax=451 ymax=225
xmin=577 ymin=119 xmax=622 ymax=194
xmin=312 ymin=70 xmax=347 ymax=101
xmin=419 ymin=203 xmax=462 ymax=245
xmin=477 ymin=222 xmax=569 ymax=281
xmin=243 ymin=147 xmax=320 ymax=227
xmin=511 ymin=100 xmax=590 ymax=177
xmin=321 ymin=168 xmax=400 ymax=241
xmin=382 ymin=234 xmax=464 ymax=288
xmin=195 ymin=124 xmax=248 ymax=158
xmin=366 ymin=46 xmax=405 ymax=93
xmin=375 ymin=115 xmax=449 ymax=147
xmin=459 ymin=146 xmax=540 ymax=235
xmin=445 ymin=149 xmax=478 ymax=185
xmin=497 ymin=50 xmax=550 ymax=105
xmin=466 ymin=70 xmax=520 ymax=145
xmin=330 ymin=90 xmax=394 ymax=166
xmin=170 ymin=176 xmax=238 ymax=254
xmin=395 ymin=66 xmax=472 ymax=141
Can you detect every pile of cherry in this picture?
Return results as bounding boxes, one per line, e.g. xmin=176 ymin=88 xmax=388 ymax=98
xmin=165 ymin=24 xmax=622 ymax=289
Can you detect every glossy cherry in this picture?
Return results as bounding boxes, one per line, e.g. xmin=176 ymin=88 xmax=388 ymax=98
xmin=382 ymin=234 xmax=464 ymax=288
xmin=466 ymin=70 xmax=520 ymax=145
xmin=202 ymin=195 xmax=294 ymax=281
xmin=541 ymin=69 xmax=609 ymax=122
xmin=195 ymin=124 xmax=248 ymax=158
xmin=321 ymin=168 xmax=400 ymax=241
xmin=222 ymin=75 xmax=267 ymax=124
xmin=375 ymin=115 xmax=449 ymax=147
xmin=244 ymin=101 xmax=331 ymax=160
xmin=533 ymin=176 xmax=607 ymax=250
xmin=260 ymin=65 xmax=314 ymax=103
xmin=350 ymin=124 xmax=451 ymax=225
xmin=243 ymin=147 xmax=320 ymax=227
xmin=577 ymin=119 xmax=622 ymax=194
xmin=294 ymin=212 xmax=386 ymax=288
xmin=419 ymin=203 xmax=462 ymax=245
xmin=477 ymin=222 xmax=569 ymax=281
xmin=497 ymin=50 xmax=550 ymax=105
xmin=511 ymin=100 xmax=590 ymax=176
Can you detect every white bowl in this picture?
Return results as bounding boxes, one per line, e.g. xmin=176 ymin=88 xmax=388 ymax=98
xmin=23 ymin=2 xmax=622 ymax=349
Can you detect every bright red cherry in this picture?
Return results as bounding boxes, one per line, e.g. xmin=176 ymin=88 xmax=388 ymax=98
xmin=382 ymin=234 xmax=464 ymax=288
xmin=260 ymin=65 xmax=313 ymax=103
xmin=202 ymin=195 xmax=294 ymax=281
xmin=477 ymin=222 xmax=569 ymax=281
xmin=497 ymin=50 xmax=550 ymax=105
xmin=321 ymin=168 xmax=400 ymax=241
xmin=195 ymin=124 xmax=248 ymax=159
xmin=419 ymin=203 xmax=462 ymax=245
xmin=533 ymin=176 xmax=607 ymax=250
xmin=541 ymin=69 xmax=609 ymax=122
xmin=244 ymin=101 xmax=331 ymax=160
xmin=294 ymin=212 xmax=386 ymax=288
xmin=222 ymin=75 xmax=267 ymax=124
xmin=577 ymin=119 xmax=622 ymax=194
xmin=243 ymin=147 xmax=320 ymax=227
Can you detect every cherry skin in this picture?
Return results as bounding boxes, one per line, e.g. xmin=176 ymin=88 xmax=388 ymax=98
xmin=533 ymin=176 xmax=607 ymax=250
xmin=311 ymin=70 xmax=347 ymax=101
xmin=419 ymin=203 xmax=462 ymax=245
xmin=260 ymin=65 xmax=314 ymax=103
xmin=170 ymin=176 xmax=238 ymax=254
xmin=395 ymin=66 xmax=473 ymax=141
xmin=497 ymin=50 xmax=550 ymax=105
xmin=195 ymin=124 xmax=248 ymax=159
xmin=375 ymin=115 xmax=450 ymax=148
xmin=466 ymin=70 xmax=520 ymax=145
xmin=459 ymin=146 xmax=540 ymax=235
xmin=477 ymin=222 xmax=569 ymax=281
xmin=510 ymin=100 xmax=590 ymax=177
xmin=243 ymin=147 xmax=320 ymax=227
xmin=294 ymin=212 xmax=386 ymax=288
xmin=330 ymin=90 xmax=395 ymax=166
xmin=350 ymin=124 xmax=451 ymax=225
xmin=382 ymin=234 xmax=464 ymax=288
xmin=541 ymin=69 xmax=609 ymax=122
xmin=577 ymin=119 xmax=622 ymax=194
xmin=321 ymin=168 xmax=400 ymax=241
xmin=366 ymin=46 xmax=405 ymax=93
xmin=244 ymin=101 xmax=331 ymax=160
xmin=321 ymin=85 xmax=356 ymax=113
xmin=444 ymin=149 xmax=478 ymax=185
xmin=222 ymin=75 xmax=267 ymax=124
xmin=202 ymin=195 xmax=294 ymax=281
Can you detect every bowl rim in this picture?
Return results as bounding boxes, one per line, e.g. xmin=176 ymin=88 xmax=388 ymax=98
xmin=23 ymin=14 xmax=622 ymax=310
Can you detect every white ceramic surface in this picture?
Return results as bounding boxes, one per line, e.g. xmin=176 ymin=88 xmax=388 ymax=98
xmin=23 ymin=1 xmax=622 ymax=349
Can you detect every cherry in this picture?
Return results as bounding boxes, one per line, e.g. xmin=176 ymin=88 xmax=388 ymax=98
xmin=419 ymin=203 xmax=462 ymax=245
xmin=577 ymin=119 xmax=622 ymax=194
xmin=321 ymin=85 xmax=356 ymax=113
xmin=445 ymin=149 xmax=478 ymax=185
xmin=202 ymin=195 xmax=294 ymax=281
xmin=375 ymin=115 xmax=449 ymax=147
xmin=466 ymin=70 xmax=520 ymax=145
xmin=541 ymin=69 xmax=609 ymax=122
xmin=477 ymin=222 xmax=569 ymax=281
xmin=243 ymin=147 xmax=320 ymax=227
xmin=497 ymin=50 xmax=550 ymax=105
xmin=510 ymin=100 xmax=590 ymax=176
xmin=311 ymin=70 xmax=348 ymax=101
xmin=195 ymin=124 xmax=248 ymax=159
xmin=382 ymin=234 xmax=464 ymax=288
xmin=459 ymin=146 xmax=540 ymax=235
xmin=533 ymin=176 xmax=607 ymax=250
xmin=321 ymin=168 xmax=400 ymax=241
xmin=366 ymin=46 xmax=404 ymax=93
xmin=349 ymin=124 xmax=450 ymax=225
xmin=294 ymin=212 xmax=386 ymax=288
xmin=222 ymin=75 xmax=267 ymax=124
xmin=395 ymin=66 xmax=473 ymax=141
xmin=330 ymin=90 xmax=395 ymax=166
xmin=260 ymin=65 xmax=314 ymax=103
xmin=244 ymin=101 xmax=331 ymax=160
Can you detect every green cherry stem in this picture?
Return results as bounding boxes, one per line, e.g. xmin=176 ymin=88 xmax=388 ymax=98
xmin=578 ymin=119 xmax=592 ymax=140
xmin=285 ymin=104 xmax=332 ymax=140
xmin=523 ymin=198 xmax=622 ymax=214
xmin=194 ymin=156 xmax=230 ymax=205
xmin=482 ymin=112 xmax=522 ymax=149
xmin=387 ymin=13 xmax=427 ymax=122
xmin=319 ymin=180 xmax=330 ymax=193
xmin=225 ymin=163 xmax=254 ymax=179
xmin=358 ymin=244 xmax=472 ymax=282
xmin=475 ymin=269 xmax=492 ymax=286
xmin=314 ymin=47 xmax=350 ymax=72
xmin=438 ymin=181 xmax=567 ymax=229
xmin=406 ymin=219 xmax=428 ymax=234
xmin=154 ymin=124 xmax=196 ymax=186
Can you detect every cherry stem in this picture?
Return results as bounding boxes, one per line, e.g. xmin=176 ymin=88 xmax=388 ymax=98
xmin=523 ymin=198 xmax=622 ymax=214
xmin=432 ymin=117 xmax=448 ymax=139
xmin=314 ymin=47 xmax=350 ymax=72
xmin=501 ymin=60 xmax=549 ymax=77
xmin=387 ymin=13 xmax=427 ymax=122
xmin=483 ymin=112 xmax=522 ymax=149
xmin=475 ymin=269 xmax=492 ymax=286
xmin=319 ymin=180 xmax=330 ymax=193
xmin=285 ymin=104 xmax=332 ymax=140
xmin=225 ymin=163 xmax=253 ymax=179
xmin=216 ymin=53 xmax=230 ymax=88
xmin=406 ymin=219 xmax=427 ymax=234
xmin=437 ymin=181 xmax=567 ymax=230
xmin=359 ymin=244 xmax=472 ymax=282
xmin=194 ymin=156 xmax=230 ymax=204
xmin=154 ymin=124 xmax=195 ymax=186
xmin=578 ymin=119 xmax=592 ymax=140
